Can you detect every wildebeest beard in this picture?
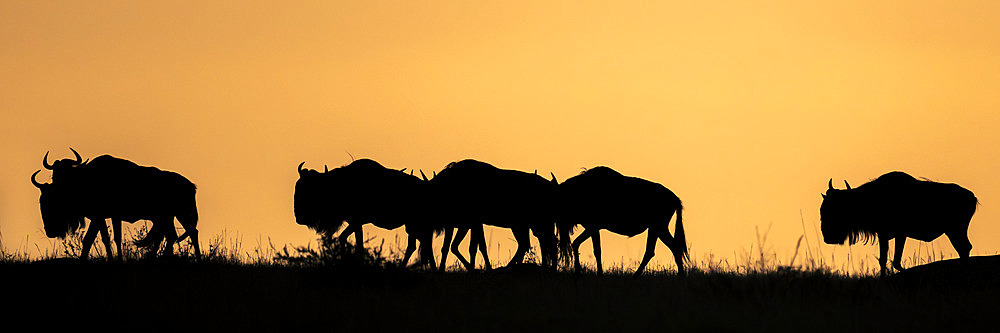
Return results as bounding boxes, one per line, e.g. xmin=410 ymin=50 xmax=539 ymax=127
xmin=37 ymin=185 xmax=87 ymax=238
xmin=32 ymin=169 xmax=84 ymax=238
xmin=820 ymin=191 xmax=880 ymax=246
xmin=293 ymin=168 xmax=347 ymax=235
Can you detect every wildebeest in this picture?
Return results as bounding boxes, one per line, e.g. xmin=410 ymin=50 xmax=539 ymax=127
xmin=821 ymin=171 xmax=978 ymax=274
xmin=558 ymin=166 xmax=688 ymax=276
xmin=293 ymin=159 xmax=437 ymax=268
xmin=430 ymin=159 xmax=560 ymax=270
xmin=33 ymin=150 xmax=201 ymax=259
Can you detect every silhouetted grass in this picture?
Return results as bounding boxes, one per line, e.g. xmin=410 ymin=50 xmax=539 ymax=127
xmin=2 ymin=223 xmax=995 ymax=331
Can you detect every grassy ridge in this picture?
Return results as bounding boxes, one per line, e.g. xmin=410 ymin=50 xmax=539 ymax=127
xmin=3 ymin=228 xmax=996 ymax=331
xmin=5 ymin=256 xmax=998 ymax=332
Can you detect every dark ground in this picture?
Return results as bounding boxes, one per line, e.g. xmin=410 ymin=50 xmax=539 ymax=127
xmin=4 ymin=256 xmax=999 ymax=332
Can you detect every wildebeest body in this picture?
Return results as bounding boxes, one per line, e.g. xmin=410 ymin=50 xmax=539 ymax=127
xmin=34 ymin=153 xmax=200 ymax=259
xmin=431 ymin=159 xmax=559 ymax=270
xmin=558 ymin=166 xmax=687 ymax=276
xmin=820 ymin=171 xmax=977 ymax=273
xmin=294 ymin=159 xmax=438 ymax=267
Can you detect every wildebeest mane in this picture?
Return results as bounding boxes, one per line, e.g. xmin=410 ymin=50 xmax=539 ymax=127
xmin=442 ymin=159 xmax=498 ymax=172
xmin=576 ymin=166 xmax=622 ymax=177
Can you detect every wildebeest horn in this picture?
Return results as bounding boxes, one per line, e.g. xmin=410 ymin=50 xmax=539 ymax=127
xmin=43 ymin=152 xmax=53 ymax=170
xmin=550 ymin=172 xmax=557 ymax=183
xmin=400 ymin=168 xmax=407 ymax=173
xmin=844 ymin=180 xmax=851 ymax=190
xmin=828 ymin=179 xmax=834 ymax=191
xmin=433 ymin=171 xmax=437 ymax=177
xmin=420 ymin=170 xmax=429 ymax=181
xmin=324 ymin=165 xmax=329 ymax=173
xmin=31 ymin=170 xmax=45 ymax=189
xmin=298 ymin=162 xmax=306 ymax=173
xmin=410 ymin=170 xmax=414 ymax=176
xmin=70 ymin=147 xmax=82 ymax=164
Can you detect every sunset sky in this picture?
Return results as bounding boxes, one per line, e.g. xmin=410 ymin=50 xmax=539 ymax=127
xmin=2 ymin=1 xmax=999 ymax=271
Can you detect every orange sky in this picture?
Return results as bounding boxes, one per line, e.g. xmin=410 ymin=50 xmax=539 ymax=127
xmin=2 ymin=1 xmax=999 ymax=271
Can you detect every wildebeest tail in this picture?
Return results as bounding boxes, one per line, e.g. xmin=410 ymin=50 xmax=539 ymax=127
xmin=964 ymin=188 xmax=979 ymax=222
xmin=557 ymin=220 xmax=574 ymax=266
xmin=673 ymin=202 xmax=689 ymax=261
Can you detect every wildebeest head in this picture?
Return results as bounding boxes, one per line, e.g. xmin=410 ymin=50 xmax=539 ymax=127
xmin=31 ymin=170 xmax=85 ymax=238
xmin=819 ymin=178 xmax=873 ymax=245
xmin=294 ymin=162 xmax=346 ymax=234
xmin=42 ymin=148 xmax=84 ymax=180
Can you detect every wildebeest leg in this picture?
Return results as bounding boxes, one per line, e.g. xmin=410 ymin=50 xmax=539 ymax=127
xmin=878 ymin=236 xmax=889 ymax=276
xmin=657 ymin=228 xmax=685 ymax=276
xmin=592 ymin=230 xmax=603 ymax=274
xmin=508 ymin=227 xmax=531 ymax=266
xmin=161 ymin=219 xmax=178 ymax=257
xmin=354 ymin=226 xmax=365 ymax=254
xmin=541 ymin=227 xmax=559 ymax=268
xmin=571 ymin=228 xmax=594 ymax=274
xmin=419 ymin=233 xmax=436 ymax=269
xmin=401 ymin=235 xmax=418 ymax=266
xmin=532 ymin=227 xmax=552 ymax=268
xmin=176 ymin=214 xmax=201 ymax=258
xmin=946 ymin=230 xmax=973 ymax=262
xmin=98 ymin=221 xmax=113 ymax=259
xmin=468 ymin=227 xmax=479 ymax=268
xmin=113 ymin=219 xmax=123 ymax=261
xmin=187 ymin=228 xmax=201 ymax=258
xmin=450 ymin=227 xmax=474 ymax=270
xmin=475 ymin=224 xmax=491 ymax=270
xmin=439 ymin=228 xmax=453 ymax=271
xmin=338 ymin=224 xmax=364 ymax=253
xmin=337 ymin=223 xmax=356 ymax=247
xmin=142 ymin=222 xmax=163 ymax=258
xmin=80 ymin=218 xmax=102 ymax=260
xmin=892 ymin=237 xmax=906 ymax=271
xmin=634 ymin=230 xmax=658 ymax=277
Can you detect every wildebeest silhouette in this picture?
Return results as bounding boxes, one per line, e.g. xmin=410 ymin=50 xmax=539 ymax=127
xmin=33 ymin=150 xmax=201 ymax=259
xmin=558 ymin=166 xmax=688 ymax=276
xmin=430 ymin=159 xmax=559 ymax=270
xmin=821 ymin=171 xmax=978 ymax=274
xmin=293 ymin=159 xmax=438 ymax=268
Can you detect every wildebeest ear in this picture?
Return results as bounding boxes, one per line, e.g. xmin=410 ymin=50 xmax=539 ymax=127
xmin=821 ymin=193 xmax=826 ymax=199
